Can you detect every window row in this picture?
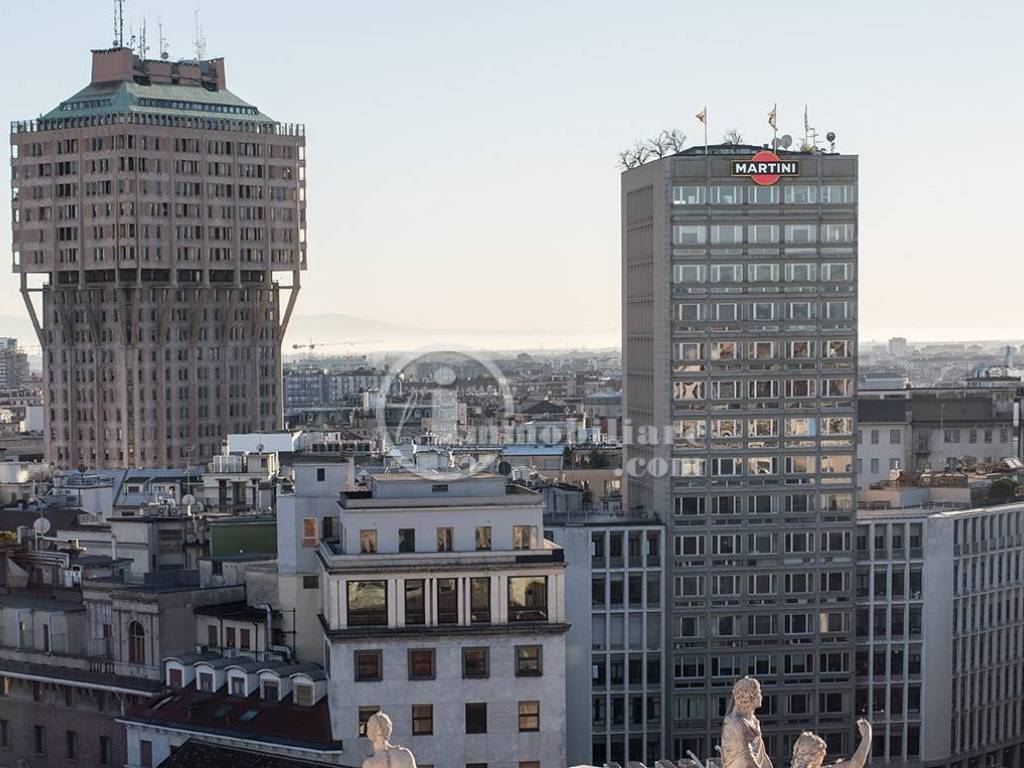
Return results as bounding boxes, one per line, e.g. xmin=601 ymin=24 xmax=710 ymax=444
xmin=356 ymin=702 xmax=542 ymax=738
xmin=673 ymin=378 xmax=854 ymax=401
xmin=675 ymin=416 xmax=853 ymax=441
xmin=674 ymin=651 xmax=851 ymax=678
xmin=674 ymin=492 xmax=854 ymax=515
xmin=673 ymin=530 xmax=852 ymax=557
xmin=674 ymin=572 xmax=850 ymax=598
xmin=674 ymin=339 xmax=851 ymax=361
xmin=357 ymin=525 xmax=538 ymax=554
xmin=673 ymin=184 xmax=854 ymax=206
xmin=674 ymin=611 xmax=852 ymax=639
xmin=673 ymin=262 xmax=852 ymax=284
xmin=346 ymin=576 xmax=549 ymax=627
xmin=675 ymin=300 xmax=853 ymax=322
xmin=354 ymin=645 xmax=542 ymax=682
xmin=671 ymin=455 xmax=854 ymax=478
xmin=673 ymin=223 xmax=854 ymax=246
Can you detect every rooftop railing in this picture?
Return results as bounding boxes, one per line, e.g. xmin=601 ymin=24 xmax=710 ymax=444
xmin=11 ymin=113 xmax=305 ymax=137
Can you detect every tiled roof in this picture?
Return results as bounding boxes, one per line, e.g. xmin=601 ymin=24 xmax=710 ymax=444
xmin=154 ymin=740 xmax=355 ymax=768
xmin=122 ymin=684 xmax=343 ymax=752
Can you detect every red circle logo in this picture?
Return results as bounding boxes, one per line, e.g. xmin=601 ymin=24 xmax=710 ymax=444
xmin=750 ymin=150 xmax=782 ymax=186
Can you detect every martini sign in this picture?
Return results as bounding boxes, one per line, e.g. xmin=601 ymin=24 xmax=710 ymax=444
xmin=731 ymin=150 xmax=799 ymax=186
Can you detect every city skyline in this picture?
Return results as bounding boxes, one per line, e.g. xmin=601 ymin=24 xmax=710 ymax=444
xmin=1 ymin=0 xmax=1023 ymax=346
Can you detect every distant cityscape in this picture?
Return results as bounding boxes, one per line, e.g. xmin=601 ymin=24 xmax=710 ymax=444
xmin=2 ymin=18 xmax=1024 ymax=768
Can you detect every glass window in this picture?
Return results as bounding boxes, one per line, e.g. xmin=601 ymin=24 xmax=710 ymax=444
xmin=821 ymin=263 xmax=851 ymax=281
xmin=788 ymin=340 xmax=815 ymax=358
xmin=674 ymin=342 xmax=705 ymax=361
xmin=673 ymin=225 xmax=707 ymax=245
xmin=301 ymin=518 xmax=317 ymax=547
xmin=748 ymin=264 xmax=778 ymax=282
xmin=437 ymin=578 xmax=459 ymax=624
xmin=748 ymin=186 xmax=779 ymax=204
xmin=711 ymin=341 xmax=738 ymax=360
xmin=356 ymin=650 xmax=383 ymax=681
xmin=714 ymin=303 xmax=738 ymax=321
xmin=711 ymin=224 xmax=743 ymax=244
xmin=675 ymin=419 xmax=706 ymax=444
xmin=436 ymin=527 xmax=454 ymax=552
xmin=513 ymin=526 xmax=534 ymax=550
xmin=672 ymin=185 xmax=705 ymax=205
xmin=821 ymin=184 xmax=854 ymax=204
xmin=822 ymin=223 xmax=854 ymax=243
xmin=676 ymin=303 xmax=704 ymax=322
xmin=408 ymin=648 xmax=435 ymax=680
xmin=465 ymin=703 xmax=487 ymax=734
xmin=463 ymin=647 xmax=489 ymax=678
xmin=825 ymin=340 xmax=850 ymax=358
xmin=748 ymin=224 xmax=780 ymax=243
xmin=470 ymin=577 xmax=491 ymax=623
xmin=515 ymin=645 xmax=543 ymax=676
xmin=749 ymin=341 xmax=775 ymax=359
xmin=359 ymin=529 xmax=378 ymax=554
xmin=405 ymin=580 xmax=426 ymax=625
xmin=673 ymin=458 xmax=706 ymax=477
xmin=784 ymin=224 xmax=816 ymax=243
xmin=475 ymin=526 xmax=491 ymax=550
xmin=347 ymin=581 xmax=388 ymax=626
xmin=711 ymin=419 xmax=741 ymax=438
xmin=412 ymin=704 xmax=433 ymax=735
xmin=751 ymin=302 xmax=775 ymax=320
xmin=710 ymin=185 xmax=743 ymax=204
xmin=710 ymin=264 xmax=742 ymax=282
xmin=673 ymin=264 xmax=706 ymax=283
xmin=673 ymin=381 xmax=705 ymax=401
xmin=508 ymin=577 xmax=548 ymax=621
xmin=518 ymin=701 xmax=540 ymax=732
xmin=785 ymin=263 xmax=816 ymax=281
xmin=826 ymin=302 xmax=850 ymax=320
xmin=783 ymin=185 xmax=817 ymax=204
xmin=359 ymin=706 xmax=381 ymax=737
xmin=398 ymin=528 xmax=416 ymax=553
xmin=788 ymin=302 xmax=813 ymax=320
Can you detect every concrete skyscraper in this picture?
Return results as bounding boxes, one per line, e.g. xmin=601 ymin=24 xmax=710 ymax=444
xmin=10 ymin=45 xmax=306 ymax=468
xmin=621 ymin=144 xmax=858 ymax=759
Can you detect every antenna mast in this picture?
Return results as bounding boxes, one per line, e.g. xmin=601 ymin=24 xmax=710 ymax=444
xmin=113 ymin=0 xmax=125 ymax=47
xmin=158 ymin=17 xmax=169 ymax=59
xmin=138 ymin=18 xmax=148 ymax=59
xmin=193 ymin=7 xmax=207 ymax=60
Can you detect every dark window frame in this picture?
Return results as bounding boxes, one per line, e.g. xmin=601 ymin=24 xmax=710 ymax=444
xmin=515 ymin=645 xmax=543 ymax=677
xmin=465 ymin=702 xmax=487 ymax=734
xmin=354 ymin=650 xmax=383 ymax=682
xmin=408 ymin=648 xmax=436 ymax=681
xmin=462 ymin=647 xmax=490 ymax=679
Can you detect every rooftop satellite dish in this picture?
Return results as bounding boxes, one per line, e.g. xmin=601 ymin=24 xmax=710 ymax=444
xmin=181 ymin=494 xmax=196 ymax=507
xmin=779 ymin=134 xmax=793 ymax=149
xmin=33 ymin=517 xmax=51 ymax=536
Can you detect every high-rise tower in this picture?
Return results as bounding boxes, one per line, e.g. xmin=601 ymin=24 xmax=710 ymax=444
xmin=622 ymin=144 xmax=858 ymax=759
xmin=11 ymin=46 xmax=306 ymax=468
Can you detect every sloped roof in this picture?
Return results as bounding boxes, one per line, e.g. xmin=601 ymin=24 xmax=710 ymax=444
xmin=43 ymin=80 xmax=274 ymax=123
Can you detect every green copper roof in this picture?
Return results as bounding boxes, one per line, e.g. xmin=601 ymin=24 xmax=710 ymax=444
xmin=43 ymin=80 xmax=276 ymax=123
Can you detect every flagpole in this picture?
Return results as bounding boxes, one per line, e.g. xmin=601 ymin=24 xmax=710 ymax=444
xmin=772 ymin=102 xmax=778 ymax=149
xmin=704 ymin=106 xmax=708 ymax=155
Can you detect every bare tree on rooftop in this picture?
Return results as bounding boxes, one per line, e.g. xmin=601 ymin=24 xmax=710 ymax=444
xmin=723 ymin=129 xmax=744 ymax=145
xmin=663 ymin=128 xmax=687 ymax=153
xmin=646 ymin=132 xmax=671 ymax=158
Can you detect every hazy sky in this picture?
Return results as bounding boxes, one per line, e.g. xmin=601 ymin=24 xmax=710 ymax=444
xmin=2 ymin=0 xmax=1022 ymax=345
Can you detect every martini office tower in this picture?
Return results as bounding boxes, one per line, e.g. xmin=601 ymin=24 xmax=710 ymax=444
xmin=622 ymin=145 xmax=858 ymax=759
xmin=10 ymin=46 xmax=306 ymax=468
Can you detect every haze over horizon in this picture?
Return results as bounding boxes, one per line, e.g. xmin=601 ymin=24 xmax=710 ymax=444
xmin=1 ymin=0 xmax=1022 ymax=345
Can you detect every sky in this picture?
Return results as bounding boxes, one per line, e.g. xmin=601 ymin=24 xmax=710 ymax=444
xmin=1 ymin=0 xmax=1022 ymax=346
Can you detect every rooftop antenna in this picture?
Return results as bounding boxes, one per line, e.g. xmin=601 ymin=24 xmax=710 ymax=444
xmin=138 ymin=17 xmax=148 ymax=60
xmin=193 ymin=6 xmax=207 ymax=60
xmin=158 ymin=17 xmax=169 ymax=59
xmin=113 ymin=0 xmax=125 ymax=47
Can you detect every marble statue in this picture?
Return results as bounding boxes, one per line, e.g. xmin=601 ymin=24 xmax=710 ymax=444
xmin=792 ymin=719 xmax=873 ymax=768
xmin=721 ymin=677 xmax=772 ymax=768
xmin=363 ymin=712 xmax=417 ymax=768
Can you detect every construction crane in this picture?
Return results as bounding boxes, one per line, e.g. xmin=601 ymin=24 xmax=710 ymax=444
xmin=290 ymin=339 xmax=382 ymax=360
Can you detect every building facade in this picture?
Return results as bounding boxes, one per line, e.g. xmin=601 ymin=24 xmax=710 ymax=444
xmin=10 ymin=46 xmax=306 ymax=469
xmin=318 ymin=473 xmax=568 ymax=768
xmin=544 ymin=511 xmax=665 ymax=767
xmin=622 ymin=144 xmax=859 ymax=758
xmin=0 ymin=338 xmax=30 ymax=388
xmin=855 ymin=502 xmax=1024 ymax=768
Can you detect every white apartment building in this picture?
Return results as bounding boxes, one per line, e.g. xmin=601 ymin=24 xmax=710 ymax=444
xmin=317 ymin=473 xmax=568 ymax=768
xmin=855 ymin=502 xmax=1024 ymax=768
